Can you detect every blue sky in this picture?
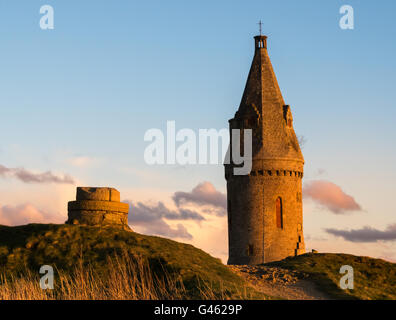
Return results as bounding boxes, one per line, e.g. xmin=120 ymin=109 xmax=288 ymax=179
xmin=1 ymin=0 xmax=396 ymax=262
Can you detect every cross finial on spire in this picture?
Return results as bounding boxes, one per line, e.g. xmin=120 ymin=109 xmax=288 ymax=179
xmin=258 ymin=20 xmax=263 ymax=35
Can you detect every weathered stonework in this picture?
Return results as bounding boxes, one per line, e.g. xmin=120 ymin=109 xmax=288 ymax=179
xmin=66 ymin=187 xmax=130 ymax=230
xmin=225 ymin=35 xmax=305 ymax=265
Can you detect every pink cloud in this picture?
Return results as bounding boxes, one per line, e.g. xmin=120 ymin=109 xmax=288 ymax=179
xmin=0 ymin=204 xmax=65 ymax=226
xmin=123 ymin=181 xmax=227 ymax=240
xmin=303 ymin=180 xmax=361 ymax=214
xmin=326 ymin=224 xmax=396 ymax=242
xmin=124 ymin=200 xmax=203 ymax=240
xmin=173 ymin=181 xmax=226 ymax=212
xmin=0 ymin=164 xmax=75 ymax=184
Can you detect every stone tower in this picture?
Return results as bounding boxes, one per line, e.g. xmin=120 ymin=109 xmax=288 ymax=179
xmin=225 ymin=35 xmax=305 ymax=265
xmin=66 ymin=187 xmax=130 ymax=231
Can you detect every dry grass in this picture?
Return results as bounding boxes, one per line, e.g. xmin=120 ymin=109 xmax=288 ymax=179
xmin=0 ymin=252 xmax=184 ymax=300
xmin=0 ymin=252 xmax=260 ymax=300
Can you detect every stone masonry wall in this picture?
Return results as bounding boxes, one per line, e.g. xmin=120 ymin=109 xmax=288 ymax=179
xmin=227 ymin=170 xmax=305 ymax=264
xmin=66 ymin=187 xmax=130 ymax=231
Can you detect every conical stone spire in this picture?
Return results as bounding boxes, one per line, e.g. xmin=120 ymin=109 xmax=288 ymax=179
xmin=237 ymin=35 xmax=284 ymax=113
xmin=232 ymin=35 xmax=303 ymax=166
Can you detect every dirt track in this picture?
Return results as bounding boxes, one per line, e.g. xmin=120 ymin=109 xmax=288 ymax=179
xmin=228 ymin=265 xmax=332 ymax=300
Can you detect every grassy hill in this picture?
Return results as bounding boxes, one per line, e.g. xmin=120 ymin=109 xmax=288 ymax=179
xmin=265 ymin=253 xmax=396 ymax=300
xmin=0 ymin=223 xmax=394 ymax=300
xmin=0 ymin=223 xmax=266 ymax=299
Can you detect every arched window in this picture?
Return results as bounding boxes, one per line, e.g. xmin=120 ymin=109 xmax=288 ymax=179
xmin=276 ymin=197 xmax=283 ymax=229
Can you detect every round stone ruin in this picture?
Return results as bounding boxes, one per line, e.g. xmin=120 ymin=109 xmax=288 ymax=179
xmin=66 ymin=187 xmax=131 ymax=230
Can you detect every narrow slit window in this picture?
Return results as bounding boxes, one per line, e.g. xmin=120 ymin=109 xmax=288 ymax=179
xmin=276 ymin=197 xmax=283 ymax=229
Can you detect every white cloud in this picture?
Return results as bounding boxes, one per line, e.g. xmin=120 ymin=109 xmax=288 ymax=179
xmin=67 ymin=156 xmax=100 ymax=168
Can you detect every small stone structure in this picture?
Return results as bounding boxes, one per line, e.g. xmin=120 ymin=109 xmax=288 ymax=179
xmin=66 ymin=187 xmax=130 ymax=230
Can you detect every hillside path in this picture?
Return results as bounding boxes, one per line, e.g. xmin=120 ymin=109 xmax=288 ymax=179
xmin=228 ymin=265 xmax=332 ymax=300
